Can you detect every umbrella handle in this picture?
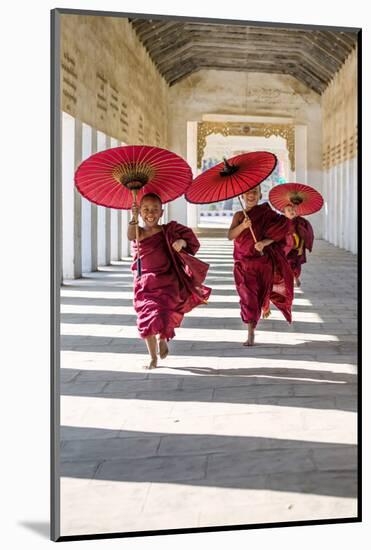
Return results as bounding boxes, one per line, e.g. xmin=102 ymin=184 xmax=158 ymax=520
xmin=131 ymin=190 xmax=142 ymax=277
xmin=238 ymin=196 xmax=264 ymax=256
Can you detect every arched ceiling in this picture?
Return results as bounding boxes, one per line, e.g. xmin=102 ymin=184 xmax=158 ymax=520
xmin=129 ymin=19 xmax=358 ymax=94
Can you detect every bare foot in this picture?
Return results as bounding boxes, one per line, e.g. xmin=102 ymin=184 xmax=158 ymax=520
xmin=243 ymin=324 xmax=255 ymax=346
xmin=144 ymin=356 xmax=157 ymax=369
xmin=294 ymin=277 xmax=301 ymax=287
xmin=158 ymin=339 xmax=169 ymax=360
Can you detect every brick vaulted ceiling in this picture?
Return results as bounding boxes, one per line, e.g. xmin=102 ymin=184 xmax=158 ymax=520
xmin=129 ymin=19 xmax=358 ymax=94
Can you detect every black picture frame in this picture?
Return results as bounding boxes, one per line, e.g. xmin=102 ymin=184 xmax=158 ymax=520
xmin=51 ymin=8 xmax=362 ymax=542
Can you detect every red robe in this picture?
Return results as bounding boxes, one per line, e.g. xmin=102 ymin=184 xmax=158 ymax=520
xmin=131 ymin=221 xmax=211 ymax=340
xmin=284 ymin=216 xmax=314 ymax=278
xmin=233 ymin=203 xmax=293 ymax=328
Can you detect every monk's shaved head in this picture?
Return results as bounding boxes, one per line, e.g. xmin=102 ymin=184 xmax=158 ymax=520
xmin=140 ymin=193 xmax=162 ymax=207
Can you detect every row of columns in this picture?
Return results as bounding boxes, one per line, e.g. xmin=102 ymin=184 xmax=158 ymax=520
xmin=61 ymin=113 xmax=357 ymax=281
xmin=322 ymin=158 xmax=357 ymax=254
xmin=62 ymin=112 xmax=129 ymax=281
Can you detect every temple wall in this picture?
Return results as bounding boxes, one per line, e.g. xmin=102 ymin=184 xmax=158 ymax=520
xmin=321 ymin=49 xmax=358 ymax=254
xmin=60 ymin=15 xmax=169 ymax=147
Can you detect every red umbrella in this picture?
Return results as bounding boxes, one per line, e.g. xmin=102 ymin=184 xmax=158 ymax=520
xmin=185 ymin=151 xmax=277 ymax=245
xmin=269 ymin=183 xmax=324 ymax=216
xmin=75 ymin=145 xmax=192 ymax=208
xmin=75 ymin=145 xmax=193 ymax=276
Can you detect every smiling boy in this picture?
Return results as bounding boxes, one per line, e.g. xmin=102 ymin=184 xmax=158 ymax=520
xmin=128 ymin=192 xmax=211 ymax=368
xmin=228 ymin=186 xmax=293 ymax=346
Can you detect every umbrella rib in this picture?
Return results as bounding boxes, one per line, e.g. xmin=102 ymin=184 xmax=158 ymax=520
xmin=229 ymin=173 xmax=239 ymax=198
xmin=193 ymin=176 xmax=216 ymax=203
xmin=219 ymin=175 xmax=230 ymax=204
xmin=106 ymin=184 xmax=126 ymax=208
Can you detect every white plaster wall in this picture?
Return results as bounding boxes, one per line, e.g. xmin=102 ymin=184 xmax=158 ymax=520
xmin=81 ymin=123 xmax=92 ymax=273
xmin=62 ymin=112 xmax=75 ymax=280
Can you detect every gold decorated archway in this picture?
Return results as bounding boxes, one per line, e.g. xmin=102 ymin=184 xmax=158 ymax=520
xmin=197 ymin=121 xmax=295 ymax=171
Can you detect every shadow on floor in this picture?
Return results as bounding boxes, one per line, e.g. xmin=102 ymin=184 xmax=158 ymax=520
xmin=59 ymin=425 xmax=357 ymax=498
xmin=60 ymin=367 xmax=357 ymax=412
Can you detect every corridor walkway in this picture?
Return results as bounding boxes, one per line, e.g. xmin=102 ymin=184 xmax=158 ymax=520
xmin=60 ymin=238 xmax=358 ymax=536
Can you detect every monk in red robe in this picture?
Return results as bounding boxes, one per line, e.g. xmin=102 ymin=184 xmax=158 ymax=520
xmin=228 ymin=186 xmax=293 ymax=346
xmin=283 ymin=204 xmax=314 ymax=287
xmin=128 ymin=193 xmax=211 ymax=369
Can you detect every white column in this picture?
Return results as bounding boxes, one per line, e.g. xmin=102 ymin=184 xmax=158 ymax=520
xmin=91 ymin=130 xmax=98 ymax=271
xmin=350 ymin=157 xmax=358 ymax=254
xmin=338 ymin=162 xmax=344 ymax=249
xmin=341 ymin=161 xmax=348 ymax=250
xmin=110 ymin=209 xmax=118 ymax=262
xmin=186 ymin=121 xmax=199 ymax=229
xmin=119 ymin=141 xmax=129 ymax=258
xmin=295 ymin=125 xmax=307 ymax=183
xmin=109 ymin=137 xmax=119 ymax=261
xmin=104 ymin=136 xmax=111 ymax=265
xmin=73 ymin=119 xmax=83 ymax=278
xmin=96 ymin=131 xmax=106 ymax=266
xmin=329 ymin=166 xmax=335 ymax=246
xmin=62 ymin=112 xmax=75 ymax=280
xmin=344 ymin=160 xmax=351 ymax=251
xmin=322 ymin=170 xmax=328 ymax=241
xmin=121 ymin=208 xmax=129 ymax=257
xmin=333 ymin=166 xmax=338 ymax=246
xmin=162 ymin=203 xmax=169 ymax=224
xmin=332 ymin=166 xmax=337 ymax=246
xmin=81 ymin=123 xmax=92 ymax=273
xmin=121 ymin=209 xmax=129 ymax=257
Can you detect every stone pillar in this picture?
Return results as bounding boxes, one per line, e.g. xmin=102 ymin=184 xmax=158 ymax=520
xmin=96 ymin=131 xmax=106 ymax=266
xmin=90 ymin=129 xmax=98 ymax=271
xmin=162 ymin=203 xmax=169 ymax=224
xmin=81 ymin=123 xmax=92 ymax=273
xmin=186 ymin=121 xmax=199 ymax=230
xmin=343 ymin=160 xmax=350 ymax=251
xmin=118 ymin=209 xmax=122 ymax=258
xmin=73 ymin=119 xmax=83 ymax=279
xmin=324 ymin=169 xmax=330 ymax=243
xmin=111 ymin=140 xmax=122 ymax=261
xmin=351 ymin=157 xmax=357 ymax=254
xmin=338 ymin=162 xmax=344 ymax=249
xmin=334 ymin=166 xmax=340 ymax=247
xmin=108 ymin=138 xmax=119 ymax=262
xmin=295 ymin=125 xmax=307 ymax=183
xmin=62 ymin=112 xmax=75 ymax=280
xmin=105 ymin=135 xmax=111 ymax=265
xmin=118 ymin=141 xmax=130 ymax=258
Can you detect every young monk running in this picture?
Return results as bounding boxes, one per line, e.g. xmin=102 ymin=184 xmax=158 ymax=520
xmin=282 ymin=204 xmax=314 ymax=288
xmin=128 ymin=192 xmax=211 ymax=369
xmin=228 ymin=186 xmax=294 ymax=346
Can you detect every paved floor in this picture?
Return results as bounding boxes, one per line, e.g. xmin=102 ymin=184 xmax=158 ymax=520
xmin=59 ymin=238 xmax=358 ymax=537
